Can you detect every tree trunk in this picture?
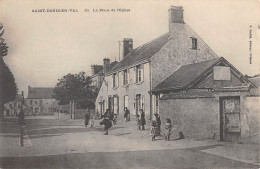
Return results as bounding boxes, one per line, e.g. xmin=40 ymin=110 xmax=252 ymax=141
xmin=0 ymin=58 xmax=4 ymax=121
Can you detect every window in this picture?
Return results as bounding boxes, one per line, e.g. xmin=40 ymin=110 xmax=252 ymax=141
xmin=191 ymin=38 xmax=197 ymax=49
xmin=35 ymin=101 xmax=37 ymax=104
xmin=113 ymin=73 xmax=118 ymax=88
xmin=39 ymin=100 xmax=43 ymax=106
xmin=113 ymin=73 xmax=116 ymax=88
xmin=30 ymin=100 xmax=32 ymax=105
xmin=123 ymin=69 xmax=129 ymax=85
xmin=136 ymin=65 xmax=143 ymax=83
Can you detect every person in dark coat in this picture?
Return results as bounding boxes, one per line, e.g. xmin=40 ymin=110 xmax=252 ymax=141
xmin=154 ymin=113 xmax=161 ymax=135
xmin=124 ymin=108 xmax=128 ymax=122
xmin=102 ymin=109 xmax=112 ymax=135
xmin=140 ymin=109 xmax=146 ymax=130
xmin=84 ymin=112 xmax=90 ymax=127
xmin=126 ymin=108 xmax=130 ymax=121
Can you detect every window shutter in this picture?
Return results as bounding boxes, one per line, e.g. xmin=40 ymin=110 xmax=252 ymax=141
xmin=127 ymin=69 xmax=130 ymax=84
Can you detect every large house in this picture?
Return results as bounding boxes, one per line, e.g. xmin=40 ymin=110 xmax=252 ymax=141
xmin=95 ymin=6 xmax=219 ymax=119
xmin=27 ymin=86 xmax=57 ymax=115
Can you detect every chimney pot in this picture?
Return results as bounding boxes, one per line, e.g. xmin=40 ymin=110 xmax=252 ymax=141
xmin=103 ymin=58 xmax=110 ymax=74
xmin=123 ymin=38 xmax=133 ymax=58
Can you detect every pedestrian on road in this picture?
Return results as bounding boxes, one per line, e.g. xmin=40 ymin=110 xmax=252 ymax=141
xmin=140 ymin=109 xmax=146 ymax=130
xmin=102 ymin=110 xmax=112 ymax=135
xmin=164 ymin=118 xmax=172 ymax=141
xmin=154 ymin=113 xmax=161 ymax=135
xmin=126 ymin=108 xmax=130 ymax=121
xmin=136 ymin=114 xmax=141 ymax=130
xmin=84 ymin=112 xmax=90 ymax=127
xmin=124 ymin=108 xmax=128 ymax=122
xmin=151 ymin=120 xmax=158 ymax=141
xmin=90 ymin=115 xmax=95 ymax=128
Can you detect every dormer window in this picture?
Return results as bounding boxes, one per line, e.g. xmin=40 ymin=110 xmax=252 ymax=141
xmin=191 ymin=37 xmax=197 ymax=49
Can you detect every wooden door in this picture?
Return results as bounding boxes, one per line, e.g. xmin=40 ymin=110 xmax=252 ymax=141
xmin=220 ymin=96 xmax=241 ymax=142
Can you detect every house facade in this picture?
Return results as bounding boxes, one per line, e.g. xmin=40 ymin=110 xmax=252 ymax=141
xmin=27 ymin=86 xmax=57 ymax=115
xmin=4 ymin=94 xmax=23 ymax=117
xmin=152 ymin=57 xmax=258 ymax=143
xmin=95 ymin=6 xmax=219 ymax=119
xmin=90 ymin=59 xmax=118 ymax=92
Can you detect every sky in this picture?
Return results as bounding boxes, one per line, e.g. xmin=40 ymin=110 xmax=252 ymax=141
xmin=0 ymin=0 xmax=259 ymax=97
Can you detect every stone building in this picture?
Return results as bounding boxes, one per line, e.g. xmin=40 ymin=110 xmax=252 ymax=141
xmin=95 ymin=6 xmax=218 ymax=118
xmin=90 ymin=59 xmax=118 ymax=92
xmin=4 ymin=94 xmax=23 ymax=117
xmin=152 ymin=57 xmax=258 ymax=143
xmin=27 ymin=86 xmax=57 ymax=115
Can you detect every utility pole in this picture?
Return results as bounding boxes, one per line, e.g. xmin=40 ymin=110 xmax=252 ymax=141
xmin=19 ymin=91 xmax=24 ymax=147
xmin=118 ymin=41 xmax=121 ymax=61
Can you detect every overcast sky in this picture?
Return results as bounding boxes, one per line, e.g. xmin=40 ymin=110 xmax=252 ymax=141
xmin=0 ymin=0 xmax=259 ymax=97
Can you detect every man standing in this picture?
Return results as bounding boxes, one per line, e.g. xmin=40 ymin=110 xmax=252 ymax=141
xmin=154 ymin=113 xmax=161 ymax=135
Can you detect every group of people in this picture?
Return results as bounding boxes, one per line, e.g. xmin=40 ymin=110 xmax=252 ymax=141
xmin=84 ymin=111 xmax=95 ymax=128
xmin=84 ymin=108 xmax=180 ymax=140
xmin=150 ymin=115 xmax=173 ymax=141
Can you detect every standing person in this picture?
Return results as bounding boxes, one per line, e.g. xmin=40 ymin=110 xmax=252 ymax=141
xmin=102 ymin=110 xmax=112 ymax=135
xmin=140 ymin=109 xmax=146 ymax=130
xmin=151 ymin=120 xmax=158 ymax=141
xmin=90 ymin=115 xmax=95 ymax=128
xmin=96 ymin=109 xmax=100 ymax=119
xmin=84 ymin=111 xmax=90 ymax=127
xmin=136 ymin=114 xmax=141 ymax=130
xmin=154 ymin=113 xmax=161 ymax=135
xmin=164 ymin=118 xmax=172 ymax=141
xmin=124 ymin=108 xmax=128 ymax=122
xmin=126 ymin=108 xmax=130 ymax=121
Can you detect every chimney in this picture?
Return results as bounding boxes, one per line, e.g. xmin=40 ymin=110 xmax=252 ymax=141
xmin=123 ymin=38 xmax=133 ymax=58
xmin=103 ymin=58 xmax=110 ymax=74
xmin=91 ymin=65 xmax=95 ymax=75
xmin=169 ymin=6 xmax=184 ymax=31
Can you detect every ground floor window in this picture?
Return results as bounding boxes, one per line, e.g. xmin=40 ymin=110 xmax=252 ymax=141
xmin=113 ymin=96 xmax=119 ymax=115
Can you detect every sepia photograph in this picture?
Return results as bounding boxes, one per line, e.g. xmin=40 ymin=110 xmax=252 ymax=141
xmin=0 ymin=0 xmax=259 ymax=168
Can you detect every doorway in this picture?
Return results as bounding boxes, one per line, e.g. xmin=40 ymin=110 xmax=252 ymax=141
xmin=136 ymin=94 xmax=141 ymax=115
xmin=220 ymin=96 xmax=241 ymax=142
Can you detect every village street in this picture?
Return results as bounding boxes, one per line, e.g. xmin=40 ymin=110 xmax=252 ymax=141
xmin=0 ymin=116 xmax=259 ymax=169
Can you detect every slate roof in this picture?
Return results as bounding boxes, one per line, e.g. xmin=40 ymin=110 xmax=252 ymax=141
xmin=153 ymin=58 xmax=220 ymax=92
xmin=28 ymin=87 xmax=55 ymax=99
xmin=160 ymin=90 xmax=214 ymax=100
xmin=110 ymin=33 xmax=170 ymax=73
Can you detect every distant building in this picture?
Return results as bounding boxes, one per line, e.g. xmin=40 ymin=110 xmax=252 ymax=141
xmin=4 ymin=94 xmax=23 ymax=117
xmin=95 ymin=6 xmax=218 ymax=118
xmin=27 ymin=86 xmax=57 ymax=115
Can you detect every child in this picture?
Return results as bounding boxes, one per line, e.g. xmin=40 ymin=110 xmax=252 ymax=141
xmin=136 ymin=114 xmax=141 ymax=130
xmin=164 ymin=118 xmax=172 ymax=141
xmin=151 ymin=120 xmax=158 ymax=141
xmin=90 ymin=115 xmax=95 ymax=128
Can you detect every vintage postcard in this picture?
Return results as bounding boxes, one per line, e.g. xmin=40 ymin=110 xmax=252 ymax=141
xmin=0 ymin=0 xmax=259 ymax=168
